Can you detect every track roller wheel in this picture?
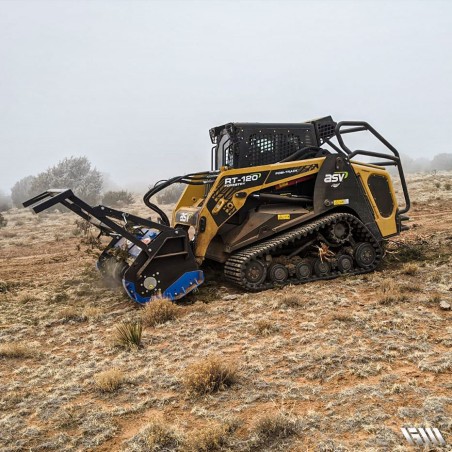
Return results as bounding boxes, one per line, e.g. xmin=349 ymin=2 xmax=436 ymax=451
xmin=268 ymin=263 xmax=289 ymax=283
xmin=337 ymin=254 xmax=353 ymax=273
xmin=244 ymin=260 xmax=267 ymax=285
xmin=328 ymin=220 xmax=351 ymax=244
xmin=354 ymin=242 xmax=377 ymax=268
xmin=295 ymin=258 xmax=313 ymax=280
xmin=314 ymin=258 xmax=331 ymax=277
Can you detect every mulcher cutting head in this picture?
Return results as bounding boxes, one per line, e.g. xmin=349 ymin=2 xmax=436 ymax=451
xmin=23 ymin=189 xmax=204 ymax=303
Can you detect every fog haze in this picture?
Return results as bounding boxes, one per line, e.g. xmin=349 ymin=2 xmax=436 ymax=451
xmin=1 ymin=0 xmax=451 ymax=192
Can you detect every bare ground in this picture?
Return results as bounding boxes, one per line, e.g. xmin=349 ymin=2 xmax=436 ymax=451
xmin=0 ymin=172 xmax=451 ymax=451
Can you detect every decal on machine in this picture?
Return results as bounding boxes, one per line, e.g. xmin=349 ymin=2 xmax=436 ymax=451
xmin=333 ymin=199 xmax=349 ymax=206
xmin=324 ymin=171 xmax=349 ymax=188
xmin=224 ymin=173 xmax=262 ymax=187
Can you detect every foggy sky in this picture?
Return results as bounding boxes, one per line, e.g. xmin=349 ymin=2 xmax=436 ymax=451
xmin=1 ymin=0 xmax=451 ymax=192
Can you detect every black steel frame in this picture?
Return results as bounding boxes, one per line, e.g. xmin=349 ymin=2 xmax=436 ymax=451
xmin=23 ymin=189 xmax=182 ymax=260
xmin=142 ymin=171 xmax=219 ymax=226
xmin=320 ymin=121 xmax=410 ymax=215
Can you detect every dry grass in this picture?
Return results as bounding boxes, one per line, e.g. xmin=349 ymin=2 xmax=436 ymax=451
xmin=0 ymin=342 xmax=34 ymax=358
xmin=183 ymin=356 xmax=238 ymax=395
xmin=378 ymin=281 xmax=409 ymax=306
xmin=254 ymin=318 xmax=279 ymax=336
xmin=113 ymin=321 xmax=143 ymax=349
xmin=94 ymin=369 xmax=125 ymax=392
xmin=141 ymin=298 xmax=179 ymax=327
xmin=185 ymin=422 xmax=233 ymax=452
xmin=276 ymin=294 xmax=303 ymax=308
xmin=250 ymin=411 xmax=299 ymax=447
xmin=401 ymin=262 xmax=419 ymax=275
xmin=0 ymin=173 xmax=451 ymax=451
xmin=82 ymin=306 xmax=103 ymax=320
xmin=59 ymin=306 xmax=87 ymax=322
xmin=140 ymin=419 xmax=183 ymax=451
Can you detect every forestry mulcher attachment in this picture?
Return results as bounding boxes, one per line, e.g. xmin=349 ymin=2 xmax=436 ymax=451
xmin=24 ymin=117 xmax=410 ymax=303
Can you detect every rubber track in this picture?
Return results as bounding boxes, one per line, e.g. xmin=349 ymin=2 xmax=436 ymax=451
xmin=224 ymin=213 xmax=382 ymax=291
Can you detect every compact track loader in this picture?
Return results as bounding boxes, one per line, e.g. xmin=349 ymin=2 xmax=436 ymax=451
xmin=24 ymin=116 xmax=410 ymax=303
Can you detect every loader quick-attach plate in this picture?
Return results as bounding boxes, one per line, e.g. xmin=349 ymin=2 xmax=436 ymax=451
xmin=23 ymin=189 xmax=204 ymax=303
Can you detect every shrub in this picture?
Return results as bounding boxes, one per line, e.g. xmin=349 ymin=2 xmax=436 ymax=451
xmin=0 ymin=191 xmax=11 ymax=211
xmin=183 ymin=356 xmax=238 ymax=395
xmin=101 ymin=190 xmax=134 ymax=207
xmin=94 ymin=369 xmax=125 ymax=392
xmin=11 ymin=175 xmax=35 ymax=207
xmin=113 ymin=321 xmax=142 ymax=349
xmin=141 ymin=299 xmax=179 ymax=327
xmin=0 ymin=213 xmax=7 ymax=228
xmin=155 ymin=183 xmax=184 ymax=205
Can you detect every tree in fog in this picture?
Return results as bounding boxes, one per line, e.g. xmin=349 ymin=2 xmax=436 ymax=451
xmin=431 ymin=153 xmax=452 ymax=171
xmin=11 ymin=175 xmax=35 ymax=207
xmin=0 ymin=191 xmax=12 ymax=212
xmin=11 ymin=157 xmax=103 ymax=207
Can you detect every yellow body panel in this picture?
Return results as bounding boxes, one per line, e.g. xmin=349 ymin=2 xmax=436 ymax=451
xmin=187 ymin=158 xmax=323 ymax=261
xmin=351 ymin=162 xmax=398 ymax=237
xmin=172 ymin=158 xmax=399 ymax=264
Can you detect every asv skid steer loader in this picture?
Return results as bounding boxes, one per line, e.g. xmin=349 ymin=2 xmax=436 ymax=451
xmin=24 ymin=116 xmax=410 ymax=303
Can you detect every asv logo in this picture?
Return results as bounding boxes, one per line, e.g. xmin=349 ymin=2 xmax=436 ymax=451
xmin=224 ymin=173 xmax=261 ymax=187
xmin=324 ymin=171 xmax=349 ymax=184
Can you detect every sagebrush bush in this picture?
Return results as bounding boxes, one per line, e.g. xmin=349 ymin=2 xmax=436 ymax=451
xmin=141 ymin=299 xmax=179 ymax=327
xmin=183 ymin=356 xmax=238 ymax=395
xmin=11 ymin=157 xmax=103 ymax=208
xmin=155 ymin=183 xmax=184 ymax=205
xmin=0 ymin=213 xmax=7 ymax=228
xmin=0 ymin=191 xmax=11 ymax=211
xmin=101 ymin=190 xmax=134 ymax=207
xmin=113 ymin=321 xmax=143 ymax=349
xmin=94 ymin=369 xmax=125 ymax=392
xmin=11 ymin=175 xmax=35 ymax=207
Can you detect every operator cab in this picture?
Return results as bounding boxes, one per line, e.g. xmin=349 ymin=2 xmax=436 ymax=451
xmin=210 ymin=117 xmax=337 ymax=170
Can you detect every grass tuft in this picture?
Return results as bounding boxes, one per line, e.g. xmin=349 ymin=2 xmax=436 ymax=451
xmin=251 ymin=411 xmax=299 ymax=447
xmin=0 ymin=280 xmax=8 ymax=293
xmin=183 ymin=355 xmax=238 ymax=395
xmin=401 ymin=263 xmax=419 ymax=276
xmin=94 ymin=368 xmax=125 ymax=392
xmin=113 ymin=321 xmax=143 ymax=349
xmin=141 ymin=298 xmax=179 ymax=327
xmin=278 ymin=294 xmax=303 ymax=308
xmin=0 ymin=342 xmax=34 ymax=358
xmin=186 ymin=422 xmax=235 ymax=452
xmin=143 ymin=419 xmax=183 ymax=450
xmin=254 ymin=319 xmax=279 ymax=336
xmin=59 ymin=306 xmax=87 ymax=323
